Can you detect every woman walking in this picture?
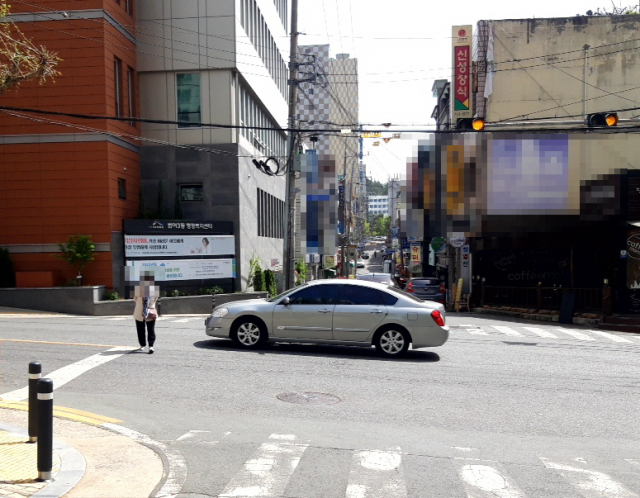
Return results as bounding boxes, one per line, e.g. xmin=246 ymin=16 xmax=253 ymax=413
xmin=133 ymin=274 xmax=159 ymax=353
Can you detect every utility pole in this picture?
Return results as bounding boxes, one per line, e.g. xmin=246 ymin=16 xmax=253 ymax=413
xmin=283 ymin=0 xmax=298 ymax=289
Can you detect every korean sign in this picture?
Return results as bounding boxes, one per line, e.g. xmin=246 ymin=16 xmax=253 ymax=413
xmin=410 ymin=242 xmax=422 ymax=266
xmin=124 ymin=235 xmax=235 ymax=258
xmin=126 ymin=259 xmax=235 ymax=281
xmin=452 ymin=25 xmax=473 ymax=120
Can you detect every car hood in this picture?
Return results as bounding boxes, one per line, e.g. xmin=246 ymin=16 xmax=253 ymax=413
xmin=215 ymin=298 xmax=270 ymax=311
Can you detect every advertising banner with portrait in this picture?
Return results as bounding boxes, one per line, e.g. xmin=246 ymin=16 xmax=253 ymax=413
xmin=124 ymin=235 xmax=235 ymax=258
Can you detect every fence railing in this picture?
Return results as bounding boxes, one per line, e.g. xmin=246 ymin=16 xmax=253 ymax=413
xmin=482 ymin=285 xmax=603 ymax=312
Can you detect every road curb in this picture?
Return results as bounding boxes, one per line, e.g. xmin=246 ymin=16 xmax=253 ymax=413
xmin=0 ymin=421 xmax=85 ymax=498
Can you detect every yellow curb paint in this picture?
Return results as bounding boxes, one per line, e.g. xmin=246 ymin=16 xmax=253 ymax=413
xmin=0 ymin=401 xmax=122 ymax=425
xmin=0 ymin=338 xmax=121 ymax=348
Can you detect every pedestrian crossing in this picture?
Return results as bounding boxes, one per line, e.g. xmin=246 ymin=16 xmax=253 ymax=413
xmin=173 ymin=431 xmax=640 ymax=497
xmin=453 ymin=323 xmax=640 ymax=345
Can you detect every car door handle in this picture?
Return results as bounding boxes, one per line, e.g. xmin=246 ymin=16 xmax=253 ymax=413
xmin=318 ymin=309 xmax=332 ymax=313
xmin=369 ymin=309 xmax=384 ymax=314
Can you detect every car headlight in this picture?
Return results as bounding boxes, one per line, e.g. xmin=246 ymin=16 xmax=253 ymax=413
xmin=211 ymin=307 xmax=229 ymax=318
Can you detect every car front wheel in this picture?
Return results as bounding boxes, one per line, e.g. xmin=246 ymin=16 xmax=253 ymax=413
xmin=375 ymin=328 xmax=410 ymax=357
xmin=232 ymin=318 xmax=266 ymax=349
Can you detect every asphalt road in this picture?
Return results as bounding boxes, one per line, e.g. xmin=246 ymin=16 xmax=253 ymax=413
xmin=1 ymin=310 xmax=639 ymax=497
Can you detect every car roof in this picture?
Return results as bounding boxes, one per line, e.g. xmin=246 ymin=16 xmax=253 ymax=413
xmin=306 ymin=278 xmax=392 ymax=289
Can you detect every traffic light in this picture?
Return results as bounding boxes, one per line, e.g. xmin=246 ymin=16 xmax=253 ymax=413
xmin=586 ymin=112 xmax=618 ymax=127
xmin=455 ymin=118 xmax=485 ymax=131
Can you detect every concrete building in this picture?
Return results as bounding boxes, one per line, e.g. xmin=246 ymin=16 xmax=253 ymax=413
xmin=0 ymin=0 xmax=139 ymax=289
xmin=136 ymin=0 xmax=289 ymax=291
xmin=295 ymin=46 xmax=360 ymax=266
xmin=414 ymin=14 xmax=640 ymax=312
xmin=368 ymin=196 xmax=389 ymax=216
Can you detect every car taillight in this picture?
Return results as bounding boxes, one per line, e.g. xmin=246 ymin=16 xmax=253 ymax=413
xmin=431 ymin=309 xmax=445 ymax=327
xmin=439 ymin=283 xmax=446 ymax=293
xmin=406 ymin=282 xmax=414 ymax=292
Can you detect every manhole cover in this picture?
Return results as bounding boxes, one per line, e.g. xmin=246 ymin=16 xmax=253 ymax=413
xmin=277 ymin=392 xmax=341 ymax=405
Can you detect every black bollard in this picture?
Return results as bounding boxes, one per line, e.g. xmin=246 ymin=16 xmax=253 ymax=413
xmin=36 ymin=378 xmax=54 ymax=482
xmin=28 ymin=361 xmax=42 ymax=443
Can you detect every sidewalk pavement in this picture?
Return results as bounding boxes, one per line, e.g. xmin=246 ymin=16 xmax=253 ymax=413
xmin=0 ymin=406 xmax=163 ymax=498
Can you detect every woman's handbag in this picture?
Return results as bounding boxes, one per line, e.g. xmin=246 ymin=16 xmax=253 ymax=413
xmin=145 ymin=307 xmax=158 ymax=321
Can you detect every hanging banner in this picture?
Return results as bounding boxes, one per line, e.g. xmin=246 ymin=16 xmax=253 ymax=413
xmin=124 ymin=235 xmax=235 ymax=258
xmin=126 ymin=259 xmax=235 ymax=281
xmin=452 ymin=25 xmax=473 ymax=120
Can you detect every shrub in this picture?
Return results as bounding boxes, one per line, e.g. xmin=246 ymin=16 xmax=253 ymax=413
xmin=0 ymin=248 xmax=15 ymax=288
xmin=253 ymin=264 xmax=265 ymax=291
xmin=263 ymin=269 xmax=276 ymax=297
xmin=171 ymin=289 xmax=181 ymax=297
xmin=197 ymin=286 xmax=223 ymax=295
xmin=103 ymin=290 xmax=119 ymax=300
xmin=295 ymin=259 xmax=309 ymax=286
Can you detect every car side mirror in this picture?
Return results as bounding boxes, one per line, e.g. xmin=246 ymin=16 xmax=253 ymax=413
xmin=281 ymin=297 xmax=290 ymax=306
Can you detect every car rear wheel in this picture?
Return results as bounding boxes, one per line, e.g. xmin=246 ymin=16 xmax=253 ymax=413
xmin=232 ymin=319 xmax=266 ymax=349
xmin=375 ymin=328 xmax=410 ymax=357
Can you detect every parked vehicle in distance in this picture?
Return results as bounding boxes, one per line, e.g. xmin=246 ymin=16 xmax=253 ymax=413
xmin=361 ymin=253 xmax=370 ymax=260
xmin=205 ymin=280 xmax=448 ymax=358
xmin=406 ymin=277 xmax=446 ymax=303
xmin=357 ymin=259 xmax=366 ymax=268
xmin=356 ymin=272 xmax=399 ymax=288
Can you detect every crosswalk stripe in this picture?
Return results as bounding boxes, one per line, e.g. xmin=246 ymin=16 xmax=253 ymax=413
xmin=171 ymin=318 xmax=190 ymax=323
xmin=491 ymin=325 xmax=524 ymax=337
xmin=218 ymin=434 xmax=308 ymax=497
xmin=105 ymin=317 xmax=129 ymax=321
xmin=522 ymin=326 xmax=558 ymax=339
xmin=345 ymin=449 xmax=406 ymax=498
xmin=556 ymin=328 xmax=595 ymax=341
xmin=466 ymin=328 xmax=489 ymax=335
xmin=587 ymin=330 xmax=633 ymax=343
xmin=626 ymin=459 xmax=640 ymax=468
xmin=540 ymin=457 xmax=639 ymax=498
xmin=457 ymin=461 xmax=525 ymax=498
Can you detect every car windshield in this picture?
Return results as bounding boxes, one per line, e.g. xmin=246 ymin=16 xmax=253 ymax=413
xmin=266 ymin=283 xmax=308 ymax=302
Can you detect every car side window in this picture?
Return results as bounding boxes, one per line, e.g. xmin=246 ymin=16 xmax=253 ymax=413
xmin=338 ymin=286 xmax=386 ymax=306
xmin=288 ymin=285 xmax=338 ymax=305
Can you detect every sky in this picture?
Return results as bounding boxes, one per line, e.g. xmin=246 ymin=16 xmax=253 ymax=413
xmin=296 ymin=0 xmax=622 ymax=182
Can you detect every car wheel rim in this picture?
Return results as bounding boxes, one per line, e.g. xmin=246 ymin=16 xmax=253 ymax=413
xmin=237 ymin=323 xmax=261 ymax=345
xmin=380 ymin=330 xmax=404 ymax=354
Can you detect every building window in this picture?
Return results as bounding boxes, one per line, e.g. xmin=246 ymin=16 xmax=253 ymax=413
xmin=114 ymin=57 xmax=122 ymax=117
xmin=180 ymin=184 xmax=203 ymax=201
xmin=118 ymin=178 xmax=126 ymax=200
xmin=257 ymin=187 xmax=284 ymax=239
xmin=177 ymin=73 xmax=201 ymax=128
xmin=125 ymin=0 xmax=132 ymax=14
xmin=127 ymin=66 xmax=135 ymax=125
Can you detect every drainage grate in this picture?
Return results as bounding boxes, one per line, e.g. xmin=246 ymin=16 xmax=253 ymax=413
xmin=502 ymin=341 xmax=538 ymax=346
xmin=277 ymin=392 xmax=341 ymax=405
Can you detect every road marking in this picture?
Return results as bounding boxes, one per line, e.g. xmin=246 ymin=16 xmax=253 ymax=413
xmin=0 ymin=346 xmax=135 ymax=402
xmin=0 ymin=338 xmax=121 ymax=348
xmin=0 ymin=400 xmax=122 ymax=425
xmin=626 ymin=459 xmax=640 ymax=468
xmin=105 ymin=317 xmax=129 ymax=321
xmin=103 ymin=423 xmax=187 ymax=498
xmin=556 ymin=328 xmax=595 ymax=341
xmin=522 ymin=326 xmax=558 ymax=339
xmin=587 ymin=330 xmax=633 ymax=343
xmin=491 ymin=325 xmax=524 ymax=337
xmin=540 ymin=457 xmax=639 ymax=498
xmin=171 ymin=318 xmax=190 ymax=323
xmin=466 ymin=328 xmax=489 ymax=335
xmin=218 ymin=434 xmax=308 ymax=497
xmin=345 ymin=449 xmax=407 ymax=498
xmin=457 ymin=462 xmax=525 ymax=498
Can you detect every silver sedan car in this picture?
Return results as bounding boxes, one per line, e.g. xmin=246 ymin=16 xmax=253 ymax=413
xmin=205 ymin=279 xmax=448 ymax=358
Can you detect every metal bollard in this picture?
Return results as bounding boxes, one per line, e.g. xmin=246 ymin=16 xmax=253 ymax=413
xmin=28 ymin=361 xmax=42 ymax=443
xmin=36 ymin=378 xmax=54 ymax=482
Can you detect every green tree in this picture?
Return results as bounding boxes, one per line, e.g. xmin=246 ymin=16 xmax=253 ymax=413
xmin=366 ymin=177 xmax=387 ymax=196
xmin=0 ymin=0 xmax=60 ymax=95
xmin=252 ymin=263 xmax=265 ymax=291
xmin=247 ymin=253 xmax=262 ymax=291
xmin=0 ymin=247 xmax=16 ymax=287
xmin=56 ymin=235 xmax=95 ymax=283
